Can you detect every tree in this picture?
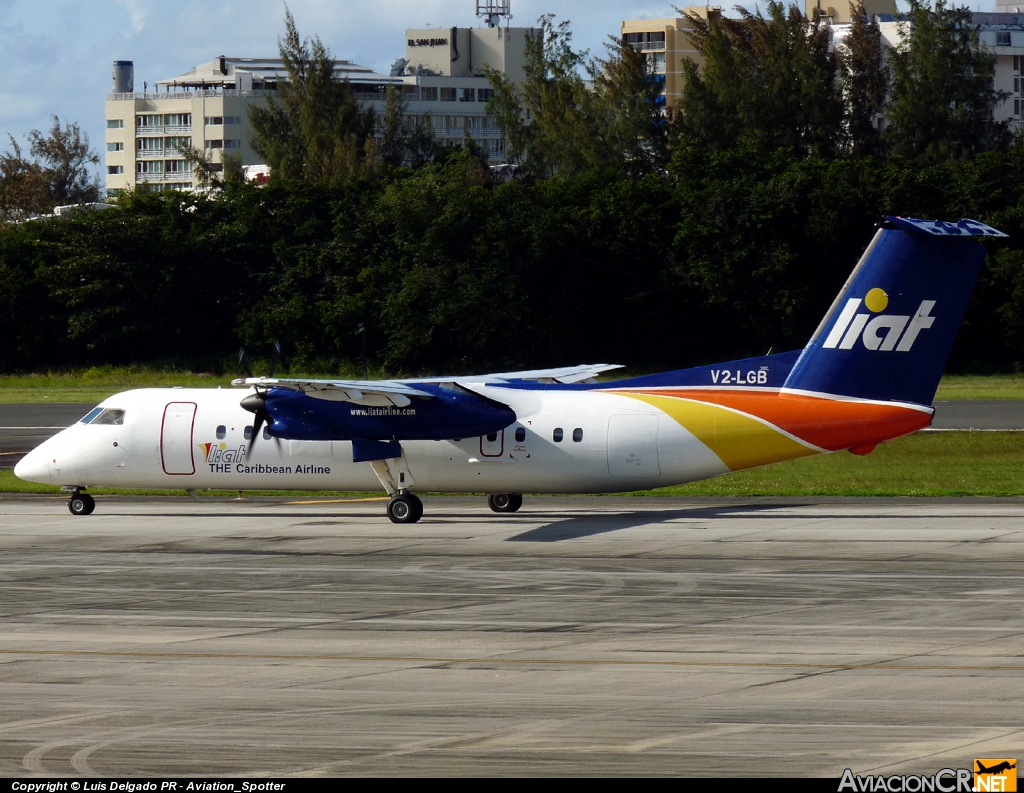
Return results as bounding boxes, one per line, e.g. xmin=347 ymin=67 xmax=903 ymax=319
xmin=678 ymin=2 xmax=845 ymax=158
xmin=886 ymin=0 xmax=1010 ymax=162
xmin=248 ymin=9 xmax=376 ymax=183
xmin=0 ymin=139 xmax=47 ymax=221
xmin=0 ymin=118 xmax=99 ymax=220
xmin=26 ymin=117 xmax=101 ymax=206
xmin=485 ymin=16 xmax=668 ymax=178
xmin=837 ymin=1 xmax=890 ymax=156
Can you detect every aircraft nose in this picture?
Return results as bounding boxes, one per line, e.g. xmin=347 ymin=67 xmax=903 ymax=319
xmin=14 ymin=449 xmax=51 ymax=483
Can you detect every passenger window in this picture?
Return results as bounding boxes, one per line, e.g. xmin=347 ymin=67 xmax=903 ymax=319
xmin=515 ymin=427 xmax=526 ymax=442
xmin=262 ymin=426 xmax=271 ymax=440
xmin=80 ymin=408 xmax=103 ymax=424
xmin=573 ymin=428 xmax=583 ymax=442
xmin=216 ymin=425 xmax=226 ymax=439
xmin=486 ymin=432 xmax=497 ymax=442
xmin=553 ymin=428 xmax=563 ymax=442
xmin=244 ymin=426 xmax=253 ymax=440
xmin=91 ymin=409 xmax=125 ymax=425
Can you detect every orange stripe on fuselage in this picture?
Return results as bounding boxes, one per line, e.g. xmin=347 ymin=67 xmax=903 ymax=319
xmin=611 ymin=389 xmax=932 ymax=451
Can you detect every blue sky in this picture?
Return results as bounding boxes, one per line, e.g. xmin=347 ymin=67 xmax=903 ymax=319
xmin=0 ymin=0 xmax=995 ymax=170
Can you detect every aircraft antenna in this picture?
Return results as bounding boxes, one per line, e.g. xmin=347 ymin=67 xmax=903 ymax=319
xmin=476 ymin=0 xmax=511 ymax=28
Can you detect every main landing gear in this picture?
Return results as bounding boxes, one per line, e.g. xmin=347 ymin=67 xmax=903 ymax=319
xmin=67 ymin=490 xmax=95 ymax=516
xmin=488 ymin=493 xmax=523 ymax=513
xmin=387 ymin=493 xmax=423 ymax=524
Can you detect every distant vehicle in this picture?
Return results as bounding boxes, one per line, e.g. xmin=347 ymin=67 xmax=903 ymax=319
xmin=15 ymin=217 xmax=1005 ymax=522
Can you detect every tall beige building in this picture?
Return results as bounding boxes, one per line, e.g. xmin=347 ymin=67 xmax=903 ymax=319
xmin=622 ymin=1 xmax=898 ymax=111
xmin=105 ymin=21 xmax=535 ymax=195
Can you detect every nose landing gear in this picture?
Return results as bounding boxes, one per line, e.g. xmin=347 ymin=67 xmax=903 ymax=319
xmin=68 ymin=491 xmax=96 ymax=516
xmin=387 ymin=493 xmax=423 ymax=523
xmin=488 ymin=493 xmax=523 ymax=513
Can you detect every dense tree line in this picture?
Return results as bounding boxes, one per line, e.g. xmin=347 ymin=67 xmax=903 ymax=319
xmin=1 ymin=2 xmax=1023 ymax=376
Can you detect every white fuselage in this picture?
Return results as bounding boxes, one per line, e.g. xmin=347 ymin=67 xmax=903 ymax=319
xmin=15 ymin=387 xmax=731 ymax=494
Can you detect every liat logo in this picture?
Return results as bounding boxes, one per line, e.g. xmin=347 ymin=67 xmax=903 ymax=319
xmin=198 ymin=442 xmax=247 ymax=464
xmin=823 ymin=288 xmax=936 ymax=352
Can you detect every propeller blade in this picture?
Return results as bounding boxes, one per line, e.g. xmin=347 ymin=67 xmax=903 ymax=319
xmin=238 ymin=346 xmax=253 ymax=379
xmin=250 ymin=411 xmax=265 ymax=450
xmin=268 ymin=338 xmax=282 ymax=378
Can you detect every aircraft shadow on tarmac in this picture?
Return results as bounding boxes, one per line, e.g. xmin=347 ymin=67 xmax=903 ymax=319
xmin=506 ymin=504 xmax=789 ymax=542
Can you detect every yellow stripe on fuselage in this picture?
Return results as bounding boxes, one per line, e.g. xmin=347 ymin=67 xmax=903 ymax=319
xmin=621 ymin=393 xmax=820 ymax=472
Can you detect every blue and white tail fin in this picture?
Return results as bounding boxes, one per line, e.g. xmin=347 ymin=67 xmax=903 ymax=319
xmin=783 ymin=217 xmax=1005 ymax=406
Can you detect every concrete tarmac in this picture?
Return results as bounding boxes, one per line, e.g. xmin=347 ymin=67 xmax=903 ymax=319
xmin=0 ymin=495 xmax=1021 ymax=776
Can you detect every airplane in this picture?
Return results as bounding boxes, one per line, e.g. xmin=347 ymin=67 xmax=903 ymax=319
xmin=14 ymin=216 xmax=1006 ymax=522
xmin=976 ymin=761 xmax=1017 ymax=775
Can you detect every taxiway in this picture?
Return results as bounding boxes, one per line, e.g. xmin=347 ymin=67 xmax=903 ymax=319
xmin=0 ymin=495 xmax=1021 ymax=776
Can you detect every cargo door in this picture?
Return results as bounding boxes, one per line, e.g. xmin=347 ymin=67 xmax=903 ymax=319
xmin=607 ymin=414 xmax=661 ymax=477
xmin=161 ymin=402 xmax=197 ymax=475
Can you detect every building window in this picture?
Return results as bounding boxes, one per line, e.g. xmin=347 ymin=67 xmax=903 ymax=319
xmin=107 ymin=165 xmax=123 ymax=174
xmin=164 ymin=136 xmax=191 ymax=152
xmin=477 ymin=88 xmax=493 ymax=102
xmin=652 ymin=52 xmax=666 ymax=72
xmin=224 ymin=116 xmax=240 ymax=125
xmin=165 ymin=182 xmax=191 ymax=191
xmin=552 ymin=428 xmax=563 ymax=442
xmin=998 ymin=31 xmax=1012 ymax=46
xmin=164 ymin=113 xmax=192 ymax=127
xmin=205 ymin=116 xmax=223 ymax=126
xmin=137 ymin=137 xmax=162 ymax=152
xmin=136 ymin=160 xmax=162 ymax=173
xmin=205 ymin=139 xmax=224 ymax=149
xmin=106 ymin=142 xmax=124 ymax=152
xmin=165 ymin=160 xmax=192 ymax=173
xmin=1016 ymin=55 xmax=1021 ymax=72
xmin=420 ymin=86 xmax=438 ymax=101
xmin=106 ymin=119 xmax=124 ymax=129
xmin=136 ymin=114 xmax=162 ymax=129
xmin=440 ymin=87 xmax=456 ymax=102
xmin=1017 ymin=99 xmax=1021 ymax=116
xmin=623 ymin=31 xmax=665 ymax=50
xmin=572 ymin=428 xmax=583 ymax=442
xmin=459 ymin=88 xmax=476 ymax=102
xmin=224 ymin=139 xmax=241 ymax=150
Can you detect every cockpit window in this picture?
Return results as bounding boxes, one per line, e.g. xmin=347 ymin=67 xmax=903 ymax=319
xmin=80 ymin=408 xmax=103 ymax=424
xmin=90 ymin=409 xmax=125 ymax=425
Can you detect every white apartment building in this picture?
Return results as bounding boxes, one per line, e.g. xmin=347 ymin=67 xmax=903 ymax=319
xmin=105 ymin=15 xmax=532 ymax=195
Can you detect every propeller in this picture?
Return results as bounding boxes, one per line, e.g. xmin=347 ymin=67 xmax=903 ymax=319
xmin=240 ymin=391 xmax=269 ymax=449
xmin=237 ymin=339 xmax=282 ymax=451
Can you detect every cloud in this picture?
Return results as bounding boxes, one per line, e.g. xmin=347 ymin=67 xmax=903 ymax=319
xmin=114 ymin=0 xmax=148 ymax=35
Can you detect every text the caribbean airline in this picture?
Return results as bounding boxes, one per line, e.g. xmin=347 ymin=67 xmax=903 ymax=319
xmin=14 ymin=217 xmax=1005 ymax=522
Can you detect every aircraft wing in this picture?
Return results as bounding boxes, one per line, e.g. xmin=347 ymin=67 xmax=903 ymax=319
xmin=230 ymin=377 xmax=432 ymax=408
xmin=416 ymin=364 xmax=624 ymax=385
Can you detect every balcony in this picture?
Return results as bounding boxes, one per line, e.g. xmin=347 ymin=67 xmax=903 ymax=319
xmin=109 ymin=89 xmax=271 ymax=101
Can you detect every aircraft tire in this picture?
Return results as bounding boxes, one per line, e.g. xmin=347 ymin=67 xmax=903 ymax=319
xmin=488 ymin=493 xmax=523 ymax=513
xmin=387 ymin=494 xmax=422 ymax=524
xmin=68 ymin=493 xmax=95 ymax=516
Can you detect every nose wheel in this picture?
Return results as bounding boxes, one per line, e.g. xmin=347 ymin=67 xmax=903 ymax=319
xmin=68 ymin=492 xmax=96 ymax=516
xmin=387 ymin=493 xmax=423 ymax=523
xmin=488 ymin=493 xmax=523 ymax=513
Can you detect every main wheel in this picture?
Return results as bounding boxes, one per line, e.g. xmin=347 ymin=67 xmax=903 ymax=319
xmin=487 ymin=493 xmax=523 ymax=513
xmin=387 ymin=493 xmax=423 ymax=524
xmin=68 ymin=493 xmax=95 ymax=516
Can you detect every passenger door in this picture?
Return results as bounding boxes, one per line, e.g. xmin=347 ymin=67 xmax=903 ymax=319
xmin=161 ymin=402 xmax=197 ymax=475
